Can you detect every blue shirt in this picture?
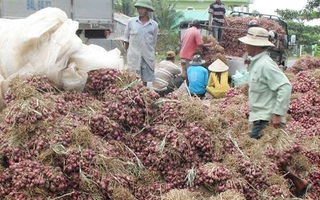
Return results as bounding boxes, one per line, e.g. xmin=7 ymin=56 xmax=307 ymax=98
xmin=187 ymin=65 xmax=209 ymax=95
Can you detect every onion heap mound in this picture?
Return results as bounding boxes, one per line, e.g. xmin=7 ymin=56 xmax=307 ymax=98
xmin=0 ymin=56 xmax=319 ymax=199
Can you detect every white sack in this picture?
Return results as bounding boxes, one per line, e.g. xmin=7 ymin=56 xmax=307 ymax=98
xmin=70 ymin=45 xmax=125 ymax=72
xmin=0 ymin=7 xmax=69 ymax=79
xmin=59 ymin=62 xmax=88 ymax=91
xmin=0 ymin=7 xmax=126 ymax=103
xmin=45 ymin=19 xmax=83 ymax=89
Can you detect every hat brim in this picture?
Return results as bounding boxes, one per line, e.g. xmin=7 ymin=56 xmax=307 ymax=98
xmin=239 ymin=35 xmax=274 ymax=47
xmin=208 ymin=65 xmax=229 ymax=72
xmin=134 ymin=5 xmax=154 ymax=12
xmin=208 ymin=59 xmax=229 ymax=72
xmin=190 ymin=60 xmax=206 ymax=66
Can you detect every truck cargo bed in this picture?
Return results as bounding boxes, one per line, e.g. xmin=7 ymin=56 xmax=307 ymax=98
xmin=0 ymin=0 xmax=114 ymax=30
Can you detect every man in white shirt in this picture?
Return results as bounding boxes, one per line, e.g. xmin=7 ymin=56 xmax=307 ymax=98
xmin=124 ymin=0 xmax=158 ymax=86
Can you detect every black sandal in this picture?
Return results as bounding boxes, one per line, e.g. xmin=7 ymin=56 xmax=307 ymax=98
xmin=295 ymin=183 xmax=312 ymax=198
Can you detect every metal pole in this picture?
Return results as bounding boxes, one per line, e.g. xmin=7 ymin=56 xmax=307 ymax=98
xmin=70 ymin=0 xmax=73 ymax=19
xmin=200 ymin=24 xmax=247 ymax=32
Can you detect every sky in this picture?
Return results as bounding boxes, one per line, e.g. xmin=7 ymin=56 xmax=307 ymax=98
xmin=249 ymin=0 xmax=308 ymax=15
xmin=249 ymin=0 xmax=319 ymax=25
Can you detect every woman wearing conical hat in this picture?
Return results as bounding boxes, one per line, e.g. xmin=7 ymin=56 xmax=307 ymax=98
xmin=206 ymin=59 xmax=230 ymax=98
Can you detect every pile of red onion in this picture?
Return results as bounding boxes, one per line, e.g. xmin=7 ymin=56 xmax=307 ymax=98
xmin=0 ymin=55 xmax=318 ymax=199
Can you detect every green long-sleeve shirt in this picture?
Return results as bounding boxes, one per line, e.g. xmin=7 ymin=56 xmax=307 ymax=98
xmin=248 ymin=51 xmax=292 ymax=123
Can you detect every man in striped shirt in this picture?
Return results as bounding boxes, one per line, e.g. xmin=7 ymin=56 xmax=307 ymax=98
xmin=208 ymin=0 xmax=228 ymax=42
xmin=152 ymin=51 xmax=184 ymax=97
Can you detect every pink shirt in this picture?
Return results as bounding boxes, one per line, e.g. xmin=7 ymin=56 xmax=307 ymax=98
xmin=180 ymin=27 xmax=204 ymax=60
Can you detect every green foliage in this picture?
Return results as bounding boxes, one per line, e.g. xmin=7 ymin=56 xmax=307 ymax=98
xmin=306 ymin=0 xmax=320 ymax=10
xmin=114 ymin=0 xmax=136 ymax=17
xmin=276 ymin=0 xmax=320 ymax=47
xmin=155 ymin=30 xmax=180 ymax=56
xmin=315 ymin=45 xmax=320 ymax=57
xmin=275 ymin=8 xmax=318 ymax=21
xmin=275 ymin=9 xmax=302 ymax=21
xmin=303 ymin=0 xmax=320 ymax=20
xmin=151 ymin=0 xmax=185 ymax=30
xmin=286 ymin=21 xmax=320 ymax=46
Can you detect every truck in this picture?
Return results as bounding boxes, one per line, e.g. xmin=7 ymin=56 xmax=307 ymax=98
xmin=179 ymin=11 xmax=290 ymax=76
xmin=229 ymin=11 xmax=289 ymax=68
xmin=0 ymin=0 xmax=114 ymax=38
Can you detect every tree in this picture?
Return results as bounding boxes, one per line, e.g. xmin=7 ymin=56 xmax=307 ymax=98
xmin=306 ymin=0 xmax=320 ymax=10
xmin=315 ymin=42 xmax=320 ymax=56
xmin=275 ymin=1 xmax=320 ymax=47
xmin=287 ymin=21 xmax=320 ymax=45
xmin=275 ymin=9 xmax=303 ymax=22
xmin=114 ymin=0 xmax=136 ymax=17
xmin=150 ymin=0 xmax=185 ymax=55
xmin=151 ymin=0 xmax=185 ymax=30
xmin=302 ymin=0 xmax=320 ymax=20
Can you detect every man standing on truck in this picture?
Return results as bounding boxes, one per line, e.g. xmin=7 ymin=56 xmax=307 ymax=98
xmin=124 ymin=0 xmax=158 ymax=86
xmin=238 ymin=27 xmax=312 ymax=198
xmin=208 ymin=0 xmax=228 ymax=42
xmin=248 ymin=19 xmax=259 ymax=28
